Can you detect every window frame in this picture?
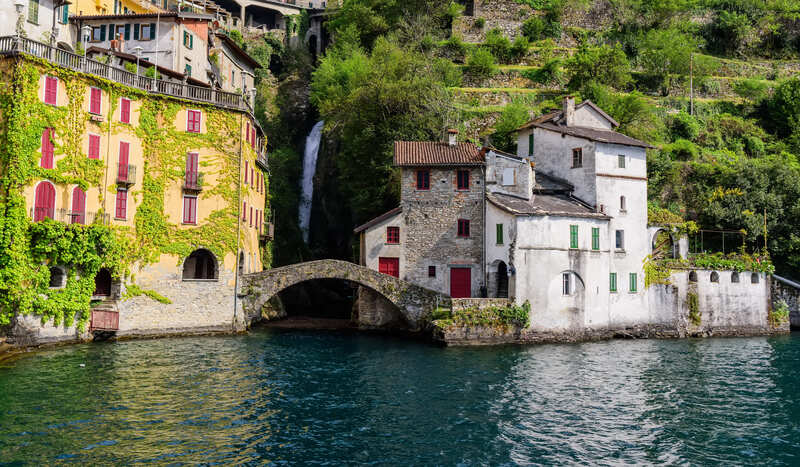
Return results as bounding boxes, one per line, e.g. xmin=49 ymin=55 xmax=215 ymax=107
xmin=28 ymin=0 xmax=39 ymax=25
xmin=120 ymin=97 xmax=131 ymax=124
xmin=620 ymin=196 xmax=627 ymax=212
xmin=629 ymin=273 xmax=638 ymax=293
xmin=569 ymin=225 xmax=578 ymax=249
xmin=428 ymin=266 xmax=436 ymax=277
xmin=496 ymin=223 xmax=504 ymax=245
xmin=40 ymin=127 xmax=54 ymax=169
xmin=44 ymin=76 xmax=58 ymax=105
xmin=89 ymin=87 xmax=102 ymax=115
xmin=562 ymin=272 xmax=571 ymax=296
xmin=572 ymin=148 xmax=582 ymax=168
xmin=610 ymin=272 xmax=617 ymax=293
xmin=187 ymin=109 xmax=202 ymax=133
xmin=615 ymin=229 xmax=625 ymax=250
xmin=456 ymin=169 xmax=470 ymax=190
xmin=591 ymin=227 xmax=600 ymax=251
xmin=386 ymin=226 xmax=400 ymax=244
xmin=528 ymin=133 xmax=534 ymax=156
xmin=618 ymin=154 xmax=626 ymax=168
xmin=182 ymin=195 xmax=198 ymax=225
xmin=88 ymin=133 xmax=101 ymax=160
xmin=115 ymin=188 xmax=128 ymax=220
xmin=416 ymin=169 xmax=430 ymax=190
xmin=457 ymin=219 xmax=470 ymax=238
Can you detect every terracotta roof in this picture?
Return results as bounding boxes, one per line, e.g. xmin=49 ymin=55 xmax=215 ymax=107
xmin=488 ymin=192 xmax=609 ymax=219
xmin=394 ymin=142 xmax=484 ymax=167
xmin=353 ymin=207 xmax=402 ymax=234
xmin=533 ymin=122 xmax=655 ymax=149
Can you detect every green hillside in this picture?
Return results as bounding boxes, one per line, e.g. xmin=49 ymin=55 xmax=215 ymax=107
xmin=257 ymin=0 xmax=800 ymax=277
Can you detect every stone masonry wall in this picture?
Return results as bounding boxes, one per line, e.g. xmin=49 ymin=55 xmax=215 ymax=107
xmin=401 ymin=166 xmax=485 ymax=297
xmin=772 ymin=275 xmax=800 ymax=329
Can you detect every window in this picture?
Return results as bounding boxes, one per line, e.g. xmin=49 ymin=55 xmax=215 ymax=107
xmin=40 ymin=128 xmax=54 ymax=168
xmin=502 ymin=168 xmax=515 ymax=186
xmin=44 ymin=76 xmax=57 ymax=105
xmin=34 ymin=182 xmax=55 ymax=222
xmin=89 ymin=87 xmax=101 ymax=114
xmin=570 ymin=225 xmax=578 ymax=249
xmin=457 ymin=170 xmax=470 ymax=190
xmin=244 ymin=160 xmax=249 ymax=184
xmin=114 ymin=24 xmax=129 ymax=41
xmin=618 ymin=154 xmax=626 ymax=168
xmin=751 ymin=273 xmax=760 ymax=284
xmin=120 ymin=98 xmax=131 ymax=123
xmin=457 ymin=219 xmax=470 ymax=237
xmin=59 ymin=4 xmax=69 ymax=24
xmin=183 ymin=31 xmax=194 ymax=49
xmin=689 ymin=271 xmax=698 ymax=282
xmin=592 ymin=227 xmax=600 ymax=250
xmin=242 ymin=201 xmax=247 ymax=220
xmin=528 ymin=133 xmax=534 ymax=156
xmin=251 ymin=128 xmax=256 ymax=148
xmin=115 ymin=189 xmax=127 ymax=219
xmin=187 ymin=110 xmax=201 ymax=133
xmin=629 ymin=273 xmax=638 ymax=293
xmin=386 ymin=226 xmax=400 ymax=244
xmin=91 ymin=25 xmax=105 ymax=42
xmin=246 ymin=122 xmax=251 ymax=143
xmin=711 ymin=271 xmax=719 ymax=283
xmin=185 ymin=152 xmax=199 ymax=188
xmin=620 ymin=196 xmax=626 ymax=212
xmin=117 ymin=141 xmax=130 ymax=181
xmin=49 ymin=267 xmax=66 ymax=288
xmin=496 ymin=224 xmax=503 ymax=244
xmin=28 ymin=0 xmax=39 ymax=25
xmin=71 ymin=187 xmax=86 ymax=225
xmin=731 ymin=272 xmax=740 ymax=283
xmin=416 ymin=170 xmax=430 ymax=190
xmin=610 ymin=273 xmax=617 ymax=292
xmin=183 ymin=195 xmax=197 ymax=224
xmin=616 ymin=230 xmax=625 ymax=250
xmin=572 ymin=148 xmax=582 ymax=168
xmin=232 ymin=69 xmax=236 ymax=86
xmin=88 ymin=134 xmax=100 ymax=159
xmin=140 ymin=23 xmax=156 ymax=40
xmin=251 ymin=168 xmax=254 ymax=187
xmin=428 ymin=266 xmax=436 ymax=277
xmin=250 ymin=206 xmax=253 ymax=227
xmin=562 ymin=273 xmax=571 ymax=295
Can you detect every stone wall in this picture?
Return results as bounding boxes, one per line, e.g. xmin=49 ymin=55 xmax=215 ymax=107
xmin=401 ymin=167 xmax=485 ymax=297
xmin=772 ymin=275 xmax=800 ymax=329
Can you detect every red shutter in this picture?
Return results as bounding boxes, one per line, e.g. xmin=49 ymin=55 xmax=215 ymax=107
xmin=187 ymin=110 xmax=201 ymax=132
xmin=45 ymin=76 xmax=58 ymax=105
xmin=40 ymin=128 xmax=54 ymax=168
xmin=115 ymin=189 xmax=127 ymax=219
xmin=246 ymin=122 xmax=250 ymax=143
xmin=378 ymin=258 xmax=400 ymax=278
xmin=34 ymin=182 xmax=56 ymax=221
xmin=71 ymin=187 xmax=86 ymax=224
xmin=118 ymin=142 xmax=129 ymax=181
xmin=90 ymin=88 xmax=101 ymax=114
xmin=258 ymin=210 xmax=262 ymax=233
xmin=244 ymin=161 xmax=249 ymax=184
xmin=242 ymin=201 xmax=247 ymax=220
xmin=88 ymin=134 xmax=100 ymax=159
xmin=250 ymin=168 xmax=254 ymax=187
xmin=249 ymin=206 xmax=253 ymax=227
xmin=251 ymin=128 xmax=256 ymax=148
xmin=185 ymin=152 xmax=198 ymax=187
xmin=120 ymin=98 xmax=130 ymax=123
xmin=183 ymin=196 xmax=197 ymax=224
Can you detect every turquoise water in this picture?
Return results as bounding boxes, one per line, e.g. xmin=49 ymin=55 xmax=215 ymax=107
xmin=1 ymin=330 xmax=800 ymax=465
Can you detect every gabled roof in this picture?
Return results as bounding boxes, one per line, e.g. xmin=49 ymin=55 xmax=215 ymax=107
xmin=517 ymin=100 xmax=618 ymax=130
xmin=214 ymin=33 xmax=262 ymax=70
xmin=353 ymin=207 xmax=402 ymax=234
xmin=534 ymin=172 xmax=573 ymax=194
xmin=394 ymin=142 xmax=484 ymax=167
xmin=488 ymin=192 xmax=609 ymax=220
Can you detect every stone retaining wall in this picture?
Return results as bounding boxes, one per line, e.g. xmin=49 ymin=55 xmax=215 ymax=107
xmin=772 ymin=275 xmax=800 ymax=329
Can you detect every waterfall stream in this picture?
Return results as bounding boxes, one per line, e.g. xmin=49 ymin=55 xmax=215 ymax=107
xmin=299 ymin=121 xmax=324 ymax=244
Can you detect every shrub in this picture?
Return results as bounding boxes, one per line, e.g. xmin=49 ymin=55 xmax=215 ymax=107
xmin=483 ymin=28 xmax=513 ymax=63
xmin=510 ymin=36 xmax=530 ymax=62
xmin=442 ymin=35 xmax=468 ymax=61
xmin=704 ymin=11 xmax=751 ymax=55
xmin=566 ymin=43 xmax=631 ymax=91
xmin=446 ymin=1 xmax=465 ymax=20
xmin=663 ymin=139 xmax=700 ymax=161
xmin=492 ymin=99 xmax=530 ymax=152
xmin=733 ymin=78 xmax=769 ymax=103
xmin=522 ymin=58 xmax=564 ymax=87
xmin=521 ymin=14 xmax=561 ymax=41
xmin=770 ymin=300 xmax=790 ymax=327
xmin=671 ymin=111 xmax=701 ymax=140
xmin=474 ymin=17 xmax=486 ymax=28
xmin=465 ymin=47 xmax=497 ymax=78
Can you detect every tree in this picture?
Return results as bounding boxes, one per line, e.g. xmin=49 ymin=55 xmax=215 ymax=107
xmin=491 ymin=99 xmax=530 ymax=153
xmin=638 ymin=28 xmax=702 ymax=96
xmin=566 ymin=43 xmax=631 ymax=91
xmin=465 ymin=47 xmax=497 ymax=79
xmin=768 ymin=78 xmax=800 ymax=138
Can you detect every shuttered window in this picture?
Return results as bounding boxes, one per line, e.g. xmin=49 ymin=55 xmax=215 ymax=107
xmin=89 ymin=87 xmax=101 ymax=114
xmin=40 ymin=128 xmax=54 ymax=168
xmin=592 ymin=227 xmax=600 ymax=250
xmin=629 ymin=273 xmax=638 ymax=293
xmin=528 ymin=133 xmax=534 ymax=156
xmin=88 ymin=134 xmax=100 ymax=159
xmin=416 ymin=170 xmax=430 ymax=190
xmin=570 ymin=225 xmax=578 ymax=249
xmin=185 ymin=152 xmax=199 ymax=187
xmin=242 ymin=201 xmax=247 ymax=220
xmin=386 ymin=226 xmax=400 ymax=244
xmin=187 ymin=110 xmax=201 ymax=133
xmin=44 ymin=76 xmax=57 ymax=105
xmin=115 ymin=189 xmax=127 ymax=219
xmin=244 ymin=160 xmax=249 ymax=184
xmin=118 ymin=142 xmax=130 ymax=181
xmin=572 ymin=148 xmax=582 ymax=168
xmin=28 ymin=0 xmax=39 ymax=25
xmin=249 ymin=206 xmax=253 ymax=227
xmin=457 ymin=170 xmax=470 ymax=190
xmin=246 ymin=122 xmax=251 ymax=143
xmin=60 ymin=4 xmax=69 ymax=24
xmin=457 ymin=219 xmax=470 ymax=237
xmin=183 ymin=196 xmax=197 ymax=224
xmin=496 ymin=224 xmax=503 ymax=244
xmin=34 ymin=182 xmax=55 ymax=221
xmin=610 ymin=273 xmax=617 ymax=292
xmin=120 ymin=98 xmax=131 ymax=123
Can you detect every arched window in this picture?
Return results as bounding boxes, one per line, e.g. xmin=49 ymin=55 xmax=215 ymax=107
xmin=71 ymin=186 xmax=86 ymax=225
xmin=49 ymin=266 xmax=66 ymax=289
xmin=689 ymin=271 xmax=698 ymax=283
xmin=620 ymin=196 xmax=626 ymax=211
xmin=94 ymin=268 xmax=112 ymax=296
xmin=731 ymin=272 xmax=740 ymax=283
xmin=710 ymin=271 xmax=719 ymax=283
xmin=751 ymin=273 xmax=760 ymax=284
xmin=182 ymin=249 xmax=218 ymax=281
xmin=34 ymin=181 xmax=56 ymax=222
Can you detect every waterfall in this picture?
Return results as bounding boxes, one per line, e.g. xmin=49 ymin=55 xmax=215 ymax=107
xmin=299 ymin=121 xmax=324 ymax=244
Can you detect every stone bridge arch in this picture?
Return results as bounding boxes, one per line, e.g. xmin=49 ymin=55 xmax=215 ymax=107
xmin=241 ymin=260 xmax=450 ymax=331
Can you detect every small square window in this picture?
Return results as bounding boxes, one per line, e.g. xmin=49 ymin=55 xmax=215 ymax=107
xmin=187 ymin=109 xmax=201 ymax=133
xmin=428 ymin=266 xmax=436 ymax=277
xmin=572 ymin=148 xmax=582 ymax=168
xmin=618 ymin=154 xmax=626 ymax=168
xmin=457 ymin=219 xmax=470 ymax=237
xmin=386 ymin=226 xmax=400 ymax=244
xmin=416 ymin=170 xmax=430 ymax=190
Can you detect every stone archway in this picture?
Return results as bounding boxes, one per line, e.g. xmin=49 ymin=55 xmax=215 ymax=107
xmin=652 ymin=229 xmax=677 ymax=259
xmin=242 ymin=259 xmax=449 ymax=331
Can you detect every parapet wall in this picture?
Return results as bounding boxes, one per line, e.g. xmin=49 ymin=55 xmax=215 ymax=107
xmin=772 ymin=275 xmax=800 ymax=329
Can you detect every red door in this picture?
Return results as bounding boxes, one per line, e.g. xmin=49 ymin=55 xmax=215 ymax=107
xmin=378 ymin=257 xmax=399 ymax=278
xmin=34 ymin=182 xmax=55 ymax=222
xmin=71 ymin=186 xmax=86 ymax=224
xmin=450 ymin=267 xmax=471 ymax=298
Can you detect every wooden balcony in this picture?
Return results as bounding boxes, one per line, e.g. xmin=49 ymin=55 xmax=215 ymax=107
xmin=116 ymin=164 xmax=136 ymax=186
xmin=182 ymin=172 xmax=203 ymax=192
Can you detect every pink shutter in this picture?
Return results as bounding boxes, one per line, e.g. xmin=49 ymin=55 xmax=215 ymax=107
xmin=246 ymin=122 xmax=250 ymax=143
xmin=71 ymin=187 xmax=86 ymax=225
xmin=90 ymin=88 xmax=101 ymax=114
xmin=249 ymin=206 xmax=253 ymax=227
xmin=242 ymin=201 xmax=247 ymax=220
xmin=250 ymin=168 xmax=254 ymax=187
xmin=45 ymin=76 xmax=58 ymax=105
xmin=183 ymin=196 xmax=197 ymax=224
xmin=118 ymin=142 xmax=129 ymax=181
xmin=185 ymin=152 xmax=198 ymax=186
xmin=116 ymin=189 xmax=127 ymax=219
xmin=40 ymin=128 xmax=54 ymax=168
xmin=88 ymin=134 xmax=100 ymax=159
xmin=34 ymin=182 xmax=55 ymax=221
xmin=187 ymin=110 xmax=201 ymax=132
xmin=120 ymin=98 xmax=130 ymax=123
xmin=244 ymin=161 xmax=249 ymax=184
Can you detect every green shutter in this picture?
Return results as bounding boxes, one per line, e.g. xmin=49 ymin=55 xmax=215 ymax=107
xmin=108 ymin=23 xmax=115 ymax=39
xmin=133 ymin=23 xmax=140 ymax=40
xmin=570 ymin=225 xmax=578 ymax=249
xmin=592 ymin=227 xmax=599 ymax=250
xmin=528 ymin=133 xmax=534 ymax=156
xmin=150 ymin=23 xmax=156 ymax=39
xmin=190 ymin=34 xmax=194 ymax=48
xmin=100 ymin=25 xmax=106 ymax=41
xmin=61 ymin=4 xmax=69 ymax=24
xmin=29 ymin=0 xmax=39 ymax=24
xmin=610 ymin=273 xmax=617 ymax=292
xmin=496 ymin=224 xmax=503 ymax=244
xmin=124 ymin=24 xmax=131 ymax=40
xmin=630 ymin=273 xmax=637 ymax=292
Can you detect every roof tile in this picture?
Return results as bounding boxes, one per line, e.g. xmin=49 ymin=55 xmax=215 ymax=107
xmin=394 ymin=142 xmax=484 ymax=167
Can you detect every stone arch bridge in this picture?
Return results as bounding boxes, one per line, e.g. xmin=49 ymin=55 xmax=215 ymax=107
xmin=241 ymin=260 xmax=450 ymax=331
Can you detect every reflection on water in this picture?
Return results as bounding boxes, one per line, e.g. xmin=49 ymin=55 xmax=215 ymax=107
xmin=1 ymin=330 xmax=799 ymax=464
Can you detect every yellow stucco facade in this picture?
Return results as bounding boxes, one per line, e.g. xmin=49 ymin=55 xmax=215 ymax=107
xmin=72 ymin=0 xmax=165 ymax=16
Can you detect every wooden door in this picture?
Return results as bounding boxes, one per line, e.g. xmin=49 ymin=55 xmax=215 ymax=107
xmin=71 ymin=187 xmax=86 ymax=224
xmin=34 ymin=182 xmax=55 ymax=222
xmin=378 ymin=257 xmax=399 ymax=278
xmin=450 ymin=267 xmax=471 ymax=298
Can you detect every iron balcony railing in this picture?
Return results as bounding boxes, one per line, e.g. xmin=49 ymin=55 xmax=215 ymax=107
xmin=183 ymin=171 xmax=203 ymax=191
xmin=0 ymin=35 xmax=251 ymax=112
xmin=117 ymin=164 xmax=136 ymax=185
xmin=30 ymin=207 xmax=109 ymax=225
xmin=260 ymin=212 xmax=275 ymax=241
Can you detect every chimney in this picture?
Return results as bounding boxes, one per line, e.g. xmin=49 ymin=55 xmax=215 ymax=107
xmin=563 ymin=95 xmax=575 ymax=127
xmin=447 ymin=128 xmax=458 ymax=147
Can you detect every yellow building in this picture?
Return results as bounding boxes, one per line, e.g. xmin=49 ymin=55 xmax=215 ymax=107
xmin=72 ymin=0 xmax=166 ymax=16
xmin=0 ymin=36 xmax=272 ymax=340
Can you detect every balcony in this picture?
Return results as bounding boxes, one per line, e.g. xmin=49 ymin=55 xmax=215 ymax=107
xmin=117 ymin=164 xmax=136 ymax=186
xmin=183 ymin=172 xmax=203 ymax=192
xmin=256 ymin=151 xmax=269 ymax=171
xmin=30 ymin=207 xmax=109 ymax=225
xmin=260 ymin=212 xmax=275 ymax=241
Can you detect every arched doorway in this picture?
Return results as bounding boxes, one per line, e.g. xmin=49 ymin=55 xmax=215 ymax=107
xmin=652 ymin=229 xmax=676 ymax=259
xmin=182 ymin=249 xmax=218 ymax=280
xmin=94 ymin=268 xmax=112 ymax=296
xmin=71 ymin=186 xmax=86 ymax=224
xmin=34 ymin=181 xmax=56 ymax=222
xmin=308 ymin=35 xmax=318 ymax=60
xmin=496 ymin=261 xmax=509 ymax=298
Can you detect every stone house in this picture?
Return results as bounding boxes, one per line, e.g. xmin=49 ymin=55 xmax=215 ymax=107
xmin=209 ymin=32 xmax=260 ymax=94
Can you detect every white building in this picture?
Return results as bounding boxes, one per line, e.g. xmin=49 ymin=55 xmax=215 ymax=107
xmin=2 ymin=0 xmax=75 ymax=48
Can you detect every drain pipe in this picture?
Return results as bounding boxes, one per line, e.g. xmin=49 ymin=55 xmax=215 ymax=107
xmin=232 ymin=112 xmax=244 ymax=331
